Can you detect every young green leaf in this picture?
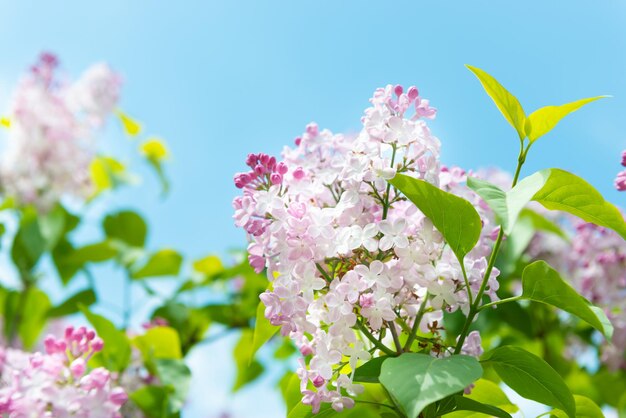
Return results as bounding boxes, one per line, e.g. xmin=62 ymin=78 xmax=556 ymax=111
xmin=481 ymin=346 xmax=575 ymax=418
xmin=379 ymin=353 xmax=482 ymax=418
xmin=133 ymin=326 xmax=183 ymax=361
xmin=531 ymin=169 xmax=626 ymax=239
xmin=250 ymin=300 xmax=278 ymax=363
xmin=466 ymin=65 xmax=526 ymax=140
xmin=129 ymin=385 xmax=173 ymax=418
xmin=233 ymin=330 xmax=265 ymax=392
xmin=521 ymin=261 xmax=613 ymax=339
xmin=550 ymin=395 xmax=604 ymax=418
xmin=470 ymin=169 xmax=626 ymax=240
xmin=132 ymin=249 xmax=183 ymax=279
xmin=525 ymin=96 xmax=607 ymax=143
xmin=389 ymin=174 xmax=482 ymax=264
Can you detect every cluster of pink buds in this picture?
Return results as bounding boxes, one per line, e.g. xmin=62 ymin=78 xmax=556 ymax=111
xmin=615 ymin=150 xmax=626 ymax=191
xmin=44 ymin=326 xmax=104 ymax=378
xmin=234 ymin=152 xmax=291 ymax=189
xmin=0 ymin=326 xmax=127 ymax=417
xmin=377 ymin=84 xmax=437 ymax=120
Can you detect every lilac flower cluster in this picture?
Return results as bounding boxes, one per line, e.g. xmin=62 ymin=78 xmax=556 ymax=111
xmin=0 ymin=326 xmax=127 ymax=417
xmin=233 ymin=85 xmax=499 ymax=412
xmin=0 ymin=53 xmax=122 ymax=209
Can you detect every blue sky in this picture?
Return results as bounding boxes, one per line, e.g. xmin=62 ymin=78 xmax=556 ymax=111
xmin=1 ymin=1 xmax=625 ymax=416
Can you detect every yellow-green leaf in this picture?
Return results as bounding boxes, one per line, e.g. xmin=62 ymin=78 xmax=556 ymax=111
xmin=525 ymin=96 xmax=607 ymax=143
xmin=192 ymin=255 xmax=224 ymax=276
xmin=134 ymin=326 xmax=183 ymax=361
xmin=116 ymin=109 xmax=142 ymax=136
xmin=466 ymin=65 xmax=526 ymax=140
xmin=141 ymin=137 xmax=170 ymax=161
xmin=0 ymin=116 xmax=10 ymax=129
xmin=551 ymin=395 xmax=603 ymax=418
xmin=89 ymin=156 xmax=131 ymax=196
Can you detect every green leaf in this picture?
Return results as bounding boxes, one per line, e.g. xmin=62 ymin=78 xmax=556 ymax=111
xmin=47 ymin=288 xmax=97 ymax=318
xmin=89 ymin=156 xmax=134 ymax=196
xmin=444 ymin=379 xmax=518 ymax=417
xmin=250 ymin=300 xmax=278 ymax=363
xmin=531 ymin=169 xmax=626 ymax=239
xmin=103 ymin=210 xmax=148 ymax=247
xmin=154 ymin=359 xmax=191 ymax=413
xmin=192 ymin=255 xmax=224 ymax=275
xmin=550 ymin=395 xmax=603 ymax=418
xmin=11 ymin=212 xmax=46 ymax=273
xmin=481 ymin=346 xmax=575 ymax=417
xmin=116 ymin=109 xmax=142 ymax=136
xmin=81 ymin=306 xmax=132 ymax=371
xmin=518 ymin=208 xmax=568 ymax=240
xmin=64 ymin=241 xmax=118 ymax=264
xmin=279 ymin=372 xmax=302 ymax=412
xmin=132 ymin=249 xmax=183 ymax=279
xmin=130 ymin=386 xmax=173 ymax=418
xmin=379 ymin=353 xmax=482 ymax=418
xmin=38 ymin=204 xmax=67 ymax=250
xmin=439 ymin=396 xmax=512 ymax=418
xmin=472 ymin=169 xmax=626 ymax=240
xmin=134 ymin=326 xmax=183 ymax=362
xmin=18 ymin=287 xmax=51 ymax=348
xmin=525 ymin=97 xmax=607 ymax=143
xmin=521 ymin=261 xmax=613 ymax=339
xmin=389 ymin=174 xmax=482 ymax=263
xmin=233 ymin=330 xmax=264 ymax=391
xmin=466 ymin=65 xmax=526 ymax=140
xmin=152 ymin=302 xmax=211 ymax=355
xmin=353 ymin=356 xmax=390 ymax=383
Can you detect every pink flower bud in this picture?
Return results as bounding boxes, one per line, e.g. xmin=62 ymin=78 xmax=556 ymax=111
xmin=270 ymin=173 xmax=283 ymax=185
xmin=70 ymin=358 xmax=86 ymax=378
xmin=246 ymin=153 xmax=257 ymax=168
xmin=299 ymin=344 xmax=314 ymax=356
xmin=394 ymin=84 xmax=404 ymax=97
xmin=109 ymin=387 xmax=128 ymax=406
xmin=293 ymin=167 xmax=305 ymax=180
xmin=254 ymin=164 xmax=265 ymax=175
xmin=621 ymin=150 xmax=626 ymax=167
xmin=276 ymin=162 xmax=288 ymax=175
xmin=86 ymin=330 xmax=96 ymax=341
xmin=44 ymin=335 xmax=57 ymax=354
xmin=312 ymin=375 xmax=325 ymax=387
xmin=407 ymin=86 xmax=419 ymax=100
xmin=295 ymin=136 xmax=302 ymax=146
xmin=91 ymin=338 xmax=104 ymax=352
xmin=306 ymin=123 xmax=318 ymax=137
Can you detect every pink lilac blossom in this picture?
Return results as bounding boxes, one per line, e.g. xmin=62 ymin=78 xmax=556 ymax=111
xmin=614 ymin=150 xmax=626 ymax=191
xmin=0 ymin=53 xmax=122 ymax=210
xmin=233 ymin=85 xmax=497 ymax=412
xmin=0 ymin=326 xmax=127 ymax=417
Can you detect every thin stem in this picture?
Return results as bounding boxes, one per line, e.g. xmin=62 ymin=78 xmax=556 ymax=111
xmin=460 ymin=263 xmax=473 ymax=307
xmin=356 ymin=322 xmax=396 ymax=356
xmin=404 ymin=293 xmax=429 ymax=351
xmin=454 ymin=143 xmax=529 ymax=354
xmin=123 ymin=269 xmax=132 ymax=330
xmin=381 ymin=144 xmax=398 ymax=220
xmin=355 ymin=400 xmax=398 ymax=412
xmin=479 ymin=295 xmax=522 ymax=311
xmin=316 ymin=262 xmax=332 ymax=282
xmin=388 ymin=321 xmax=403 ymax=353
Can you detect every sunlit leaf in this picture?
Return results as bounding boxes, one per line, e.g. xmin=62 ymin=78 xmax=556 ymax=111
xmin=131 ymin=249 xmax=183 ymax=279
xmin=389 ymin=174 xmax=482 ymax=264
xmin=551 ymin=395 xmax=603 ymax=418
xmin=116 ymin=109 xmax=142 ymax=136
xmin=525 ymin=96 xmax=607 ymax=143
xmin=482 ymin=346 xmax=575 ymax=417
xmin=521 ymin=261 xmax=613 ymax=339
xmin=466 ymin=65 xmax=526 ymax=140
xmin=48 ymin=288 xmax=97 ymax=318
